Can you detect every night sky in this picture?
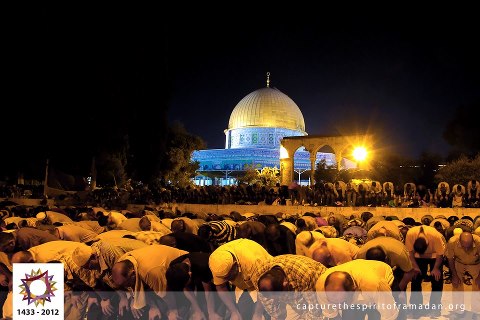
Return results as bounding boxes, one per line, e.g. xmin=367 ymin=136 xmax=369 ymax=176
xmin=168 ymin=14 xmax=479 ymax=159
xmin=2 ymin=8 xmax=479 ymax=179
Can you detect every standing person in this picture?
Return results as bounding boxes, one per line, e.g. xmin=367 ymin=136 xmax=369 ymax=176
xmin=467 ymin=179 xmax=479 ymax=206
xmin=209 ymin=239 xmax=272 ymax=320
xmin=405 ymin=225 xmax=446 ymax=317
xmin=446 ymin=232 xmax=480 ymax=317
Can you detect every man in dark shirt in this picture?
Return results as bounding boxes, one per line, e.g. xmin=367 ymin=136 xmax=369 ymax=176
xmin=264 ymin=224 xmax=296 ymax=256
xmin=167 ymin=252 xmax=222 ymax=320
xmin=0 ymin=227 xmax=58 ymax=253
xmin=235 ymin=221 xmax=267 ymax=247
xmin=159 ymin=232 xmax=211 ymax=253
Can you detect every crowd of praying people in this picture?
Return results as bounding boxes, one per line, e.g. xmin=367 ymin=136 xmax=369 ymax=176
xmin=2 ymin=179 xmax=479 ymax=210
xmin=0 ymin=201 xmax=479 ymax=320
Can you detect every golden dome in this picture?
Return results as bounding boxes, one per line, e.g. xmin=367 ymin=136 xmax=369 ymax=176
xmin=228 ymin=87 xmax=306 ymax=133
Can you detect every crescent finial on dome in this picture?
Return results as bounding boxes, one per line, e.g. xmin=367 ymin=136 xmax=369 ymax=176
xmin=266 ymin=72 xmax=270 ymax=88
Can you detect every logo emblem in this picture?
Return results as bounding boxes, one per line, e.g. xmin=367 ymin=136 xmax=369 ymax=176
xmin=19 ymin=268 xmax=57 ymax=306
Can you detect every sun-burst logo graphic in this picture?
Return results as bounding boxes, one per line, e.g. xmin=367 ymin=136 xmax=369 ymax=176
xmin=18 ymin=268 xmax=57 ymax=306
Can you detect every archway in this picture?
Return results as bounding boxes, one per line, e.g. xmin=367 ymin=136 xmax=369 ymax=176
xmin=280 ymin=134 xmax=374 ymax=185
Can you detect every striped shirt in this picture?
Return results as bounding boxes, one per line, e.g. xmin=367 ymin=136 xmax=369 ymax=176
xmin=92 ymin=238 xmax=147 ymax=289
xmin=251 ymin=255 xmax=326 ymax=320
xmin=203 ymin=221 xmax=237 ymax=247
xmin=56 ymin=225 xmax=98 ymax=243
xmin=28 ymin=241 xmax=84 ymax=262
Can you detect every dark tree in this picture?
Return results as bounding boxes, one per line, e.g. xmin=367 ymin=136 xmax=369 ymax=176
xmin=443 ymin=102 xmax=480 ymax=158
xmin=158 ymin=123 xmax=205 ymax=187
xmin=416 ymin=152 xmax=443 ymax=189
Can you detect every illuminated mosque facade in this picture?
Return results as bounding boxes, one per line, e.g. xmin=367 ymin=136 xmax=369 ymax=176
xmin=192 ymin=75 xmax=355 ymax=185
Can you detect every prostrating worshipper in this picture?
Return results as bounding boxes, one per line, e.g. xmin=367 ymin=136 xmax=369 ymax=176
xmin=279 ymin=220 xmax=297 ymax=235
xmin=357 ymin=237 xmax=414 ymax=320
xmin=159 ymin=231 xmax=212 ymax=253
xmin=11 ymin=240 xmax=87 ymax=263
xmin=405 ymin=225 xmax=446 ymax=317
xmin=341 ymin=225 xmax=368 ymax=246
xmin=166 ymin=252 xmax=221 ymax=320
xmin=453 ymin=216 xmax=474 ymax=232
xmin=117 ymin=217 xmax=143 ymax=232
xmin=309 ymin=238 xmax=359 ymax=267
xmin=0 ymin=227 xmax=58 ymax=253
xmin=326 ymin=212 xmax=347 ymax=235
xmin=294 ymin=215 xmax=318 ymax=233
xmin=36 ymin=210 xmax=73 ymax=224
xmin=62 ymin=254 xmax=102 ymax=320
xmin=112 ymin=245 xmax=188 ymax=320
xmin=3 ymin=216 xmax=38 ymax=228
xmin=209 ymin=239 xmax=272 ymax=320
xmin=132 ymin=231 xmax=169 ymax=245
xmin=251 ymin=254 xmax=326 ymax=320
xmin=12 ymin=241 xmax=100 ymax=320
xmin=365 ymin=215 xmax=385 ymax=231
xmin=54 ymin=224 xmax=98 ymax=244
xmin=235 ymin=221 xmax=267 ymax=247
xmin=0 ymin=252 xmax=13 ymax=319
xmin=316 ymin=259 xmax=398 ymax=320
xmin=171 ymin=217 xmax=199 ymax=235
xmin=430 ymin=217 xmax=450 ymax=235
xmin=97 ymin=210 xmax=128 ymax=230
xmin=295 ymin=230 xmax=325 ymax=256
xmin=357 ymin=237 xmax=414 ymax=291
xmin=366 ymin=220 xmax=403 ymax=242
xmin=420 ymin=214 xmax=434 ymax=226
xmin=95 ymin=229 xmax=134 ymax=240
xmin=138 ymin=215 xmax=172 ymax=234
xmin=71 ymin=238 xmax=147 ymax=318
xmin=70 ymin=220 xmax=105 ymax=234
xmin=264 ymin=223 xmax=296 ymax=256
xmin=316 ymin=225 xmax=338 ymax=238
xmin=198 ymin=220 xmax=237 ymax=250
xmin=446 ymin=231 xmax=480 ymax=316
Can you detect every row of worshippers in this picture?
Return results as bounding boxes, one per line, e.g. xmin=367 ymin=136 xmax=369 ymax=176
xmin=0 ymin=207 xmax=479 ymax=319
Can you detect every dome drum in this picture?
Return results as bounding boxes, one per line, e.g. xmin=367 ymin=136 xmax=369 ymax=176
xmin=225 ymin=127 xmax=305 ymax=149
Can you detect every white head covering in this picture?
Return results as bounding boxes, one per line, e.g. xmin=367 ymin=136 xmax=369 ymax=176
xmin=72 ymin=245 xmax=93 ymax=268
xmin=36 ymin=212 xmax=47 ymax=220
xmin=209 ymin=250 xmax=234 ymax=285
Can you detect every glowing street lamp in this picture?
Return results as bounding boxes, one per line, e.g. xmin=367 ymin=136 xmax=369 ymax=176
xmin=353 ymin=147 xmax=368 ymax=162
xmin=280 ymin=145 xmax=289 ymax=159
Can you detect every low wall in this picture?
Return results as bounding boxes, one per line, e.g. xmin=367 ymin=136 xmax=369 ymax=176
xmin=174 ymin=204 xmax=479 ymax=221
xmin=3 ymin=198 xmax=478 ymax=221
xmin=0 ymin=198 xmax=55 ymax=206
